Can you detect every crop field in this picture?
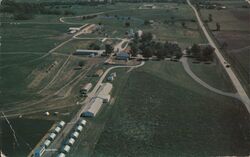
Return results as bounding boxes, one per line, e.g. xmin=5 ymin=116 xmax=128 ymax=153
xmin=1 ymin=118 xmax=53 ymax=157
xmin=90 ymin=61 xmax=250 ymax=157
xmin=199 ymin=2 xmax=250 ymax=94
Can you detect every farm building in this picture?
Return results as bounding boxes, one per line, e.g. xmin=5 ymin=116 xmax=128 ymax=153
xmin=116 ymin=52 xmax=130 ymax=60
xmin=82 ymin=98 xmax=104 ymax=117
xmin=80 ymin=83 xmax=93 ymax=94
xmin=94 ymin=69 xmax=104 ymax=77
xmin=73 ymin=49 xmax=105 ymax=56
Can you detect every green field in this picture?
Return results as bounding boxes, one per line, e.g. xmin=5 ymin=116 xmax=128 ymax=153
xmin=1 ymin=118 xmax=53 ymax=157
xmin=90 ymin=61 xmax=250 ymax=157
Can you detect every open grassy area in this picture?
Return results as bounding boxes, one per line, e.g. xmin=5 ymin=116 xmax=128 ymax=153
xmin=89 ymin=61 xmax=250 ymax=157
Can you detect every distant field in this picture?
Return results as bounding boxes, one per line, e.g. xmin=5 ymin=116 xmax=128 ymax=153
xmin=90 ymin=61 xmax=250 ymax=157
xmin=199 ymin=3 xmax=250 ymax=94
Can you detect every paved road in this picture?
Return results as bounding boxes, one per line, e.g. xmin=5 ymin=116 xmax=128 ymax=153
xmin=187 ymin=0 xmax=250 ymax=113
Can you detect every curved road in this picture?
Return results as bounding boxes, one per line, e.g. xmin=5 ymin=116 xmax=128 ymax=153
xmin=180 ymin=56 xmax=240 ymax=100
xmin=187 ymin=0 xmax=250 ymax=113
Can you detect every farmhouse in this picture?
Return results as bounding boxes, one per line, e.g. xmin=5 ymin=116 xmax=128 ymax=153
xmin=73 ymin=49 xmax=105 ymax=56
xmin=116 ymin=52 xmax=130 ymax=60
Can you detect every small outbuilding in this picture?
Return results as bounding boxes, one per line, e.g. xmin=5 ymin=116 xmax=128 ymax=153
xmin=80 ymin=83 xmax=93 ymax=94
xmin=116 ymin=52 xmax=130 ymax=60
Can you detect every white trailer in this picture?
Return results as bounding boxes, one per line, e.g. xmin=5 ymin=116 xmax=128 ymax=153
xmin=67 ymin=138 xmax=75 ymax=146
xmin=79 ymin=119 xmax=87 ymax=126
xmin=43 ymin=139 xmax=51 ymax=148
xmin=58 ymin=121 xmax=66 ymax=128
xmin=57 ymin=153 xmax=66 ymax=157
xmin=62 ymin=145 xmax=71 ymax=153
xmin=71 ymin=131 xmax=79 ymax=139
xmin=76 ymin=125 xmax=83 ymax=132
xmin=49 ymin=133 xmax=56 ymax=141
xmin=54 ymin=126 xmax=62 ymax=134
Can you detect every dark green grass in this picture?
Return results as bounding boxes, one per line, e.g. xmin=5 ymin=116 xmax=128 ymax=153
xmin=0 ymin=23 xmax=70 ymax=52
xmin=91 ymin=61 xmax=250 ymax=157
xmin=1 ymin=118 xmax=53 ymax=157
xmin=188 ymin=58 xmax=236 ymax=93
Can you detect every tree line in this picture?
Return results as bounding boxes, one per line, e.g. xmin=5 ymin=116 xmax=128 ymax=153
xmin=130 ymin=32 xmax=183 ymax=60
xmin=186 ymin=44 xmax=214 ymax=61
xmin=0 ymin=0 xmax=76 ymax=20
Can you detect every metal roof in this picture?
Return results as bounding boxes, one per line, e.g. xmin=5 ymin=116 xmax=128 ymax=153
xmin=86 ymin=98 xmax=103 ymax=116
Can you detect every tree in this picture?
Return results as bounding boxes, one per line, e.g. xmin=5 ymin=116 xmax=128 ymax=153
xmin=174 ymin=47 xmax=183 ymax=59
xmin=141 ymin=32 xmax=153 ymax=43
xmin=186 ymin=48 xmax=192 ymax=56
xmin=89 ymin=43 xmax=100 ymax=50
xmin=125 ymin=21 xmax=130 ymax=27
xmin=144 ymin=20 xmax=150 ymax=25
xmin=202 ymin=45 xmax=214 ymax=61
xmin=216 ymin=22 xmax=220 ymax=31
xmin=105 ymin=44 xmax=113 ymax=55
xmin=208 ymin=14 xmax=213 ymax=22
xmin=142 ymin=46 xmax=153 ymax=58
xmin=181 ymin=21 xmax=186 ymax=28
xmin=191 ymin=44 xmax=201 ymax=58
xmin=129 ymin=42 xmax=138 ymax=57
xmin=78 ymin=61 xmax=85 ymax=67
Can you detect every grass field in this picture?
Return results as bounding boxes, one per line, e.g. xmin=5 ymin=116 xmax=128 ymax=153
xmin=90 ymin=61 xmax=250 ymax=157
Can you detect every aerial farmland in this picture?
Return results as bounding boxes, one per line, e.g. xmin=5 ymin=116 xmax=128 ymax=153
xmin=0 ymin=0 xmax=249 ymax=157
